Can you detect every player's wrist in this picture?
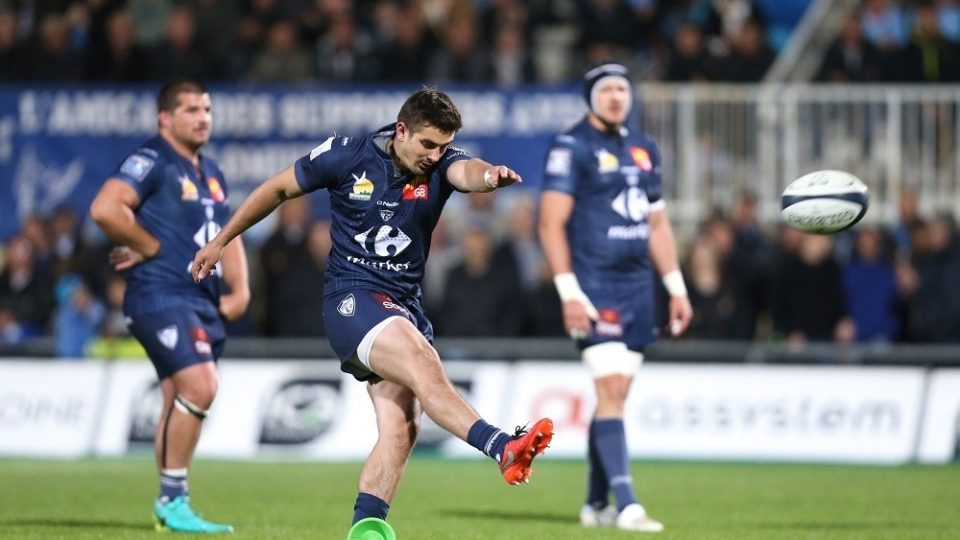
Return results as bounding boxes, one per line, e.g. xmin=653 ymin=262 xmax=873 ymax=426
xmin=553 ymin=272 xmax=585 ymax=303
xmin=662 ymin=269 xmax=688 ymax=297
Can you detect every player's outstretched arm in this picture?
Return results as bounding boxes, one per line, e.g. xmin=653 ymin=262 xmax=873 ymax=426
xmin=193 ymin=166 xmax=303 ymax=282
xmin=90 ymin=179 xmax=160 ymax=269
xmin=446 ymin=158 xmax=522 ymax=193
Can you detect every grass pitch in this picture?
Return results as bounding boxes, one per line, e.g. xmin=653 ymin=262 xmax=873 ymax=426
xmin=0 ymin=458 xmax=958 ymax=539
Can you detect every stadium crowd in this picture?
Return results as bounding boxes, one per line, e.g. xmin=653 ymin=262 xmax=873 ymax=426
xmin=2 ymin=0 xmax=952 ymax=86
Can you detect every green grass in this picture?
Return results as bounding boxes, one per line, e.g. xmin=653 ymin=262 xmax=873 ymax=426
xmin=1 ymin=458 xmax=958 ymax=539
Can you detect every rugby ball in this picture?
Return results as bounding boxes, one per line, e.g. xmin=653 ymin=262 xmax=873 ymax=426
xmin=781 ymin=170 xmax=869 ymax=234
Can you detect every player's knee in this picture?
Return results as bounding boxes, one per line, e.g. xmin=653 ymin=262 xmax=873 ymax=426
xmin=174 ymin=394 xmax=210 ymax=420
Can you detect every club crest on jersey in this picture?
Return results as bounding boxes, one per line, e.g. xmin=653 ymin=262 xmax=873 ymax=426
xmin=380 ymin=209 xmax=395 ymax=221
xmin=402 ymin=182 xmax=429 ymax=200
xmin=595 ymin=149 xmax=619 ymax=173
xmin=180 ymin=175 xmax=199 ymax=201
xmin=157 ymin=325 xmax=179 ymax=350
xmin=191 ymin=327 xmax=212 ymax=355
xmin=350 ymin=171 xmax=374 ymax=201
xmin=338 ymin=294 xmax=356 ymax=317
xmin=595 ymin=309 xmax=624 ymax=337
xmin=630 ymin=147 xmax=653 ymax=172
xmin=207 ymin=177 xmax=225 ymax=203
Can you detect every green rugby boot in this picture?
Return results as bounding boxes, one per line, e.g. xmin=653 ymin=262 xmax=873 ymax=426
xmin=154 ymin=496 xmax=234 ymax=534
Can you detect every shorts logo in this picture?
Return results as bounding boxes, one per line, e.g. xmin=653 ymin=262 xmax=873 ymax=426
xmin=120 ymin=154 xmax=155 ymax=182
xmin=402 ymin=182 xmax=429 ymax=200
xmin=191 ymin=327 xmax=211 ymax=355
xmin=372 ymin=292 xmax=410 ymax=316
xmin=338 ymin=294 xmax=356 ymax=317
xmin=349 ymin=171 xmax=374 ymax=201
xmin=596 ymin=309 xmax=624 ymax=337
xmin=157 ymin=325 xmax=179 ymax=350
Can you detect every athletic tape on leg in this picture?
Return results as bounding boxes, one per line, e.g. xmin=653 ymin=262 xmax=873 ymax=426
xmin=174 ymin=395 xmax=208 ymax=420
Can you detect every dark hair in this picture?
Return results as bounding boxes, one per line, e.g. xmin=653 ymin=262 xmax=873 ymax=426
xmin=397 ymin=87 xmax=462 ymax=134
xmin=157 ymin=79 xmax=207 ymax=113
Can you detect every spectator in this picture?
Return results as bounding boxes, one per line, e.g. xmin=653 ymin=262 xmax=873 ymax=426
xmin=246 ymin=20 xmax=314 ymax=82
xmin=54 ymin=273 xmax=105 ymax=358
xmin=818 ymin=16 xmax=883 ymax=82
xmin=258 ymin=195 xmax=311 ymax=335
xmin=86 ymin=9 xmax=152 ymax=81
xmin=0 ymin=8 xmax=23 ymax=80
xmin=905 ymin=214 xmax=960 ymax=342
xmin=718 ymin=18 xmax=774 ymax=81
xmin=24 ymin=12 xmax=83 ymax=81
xmin=374 ymin=4 xmax=431 ymax=82
xmin=664 ymin=23 xmax=712 ymax=81
xmin=152 ymin=6 xmax=216 ymax=81
xmin=428 ymin=15 xmax=489 ymax=83
xmin=861 ymin=0 xmax=908 ymax=50
xmin=314 ymin=13 xmax=379 ymax=82
xmin=841 ymin=226 xmax=900 ymax=343
xmin=900 ymin=2 xmax=960 ymax=82
xmin=0 ymin=234 xmax=54 ymax=338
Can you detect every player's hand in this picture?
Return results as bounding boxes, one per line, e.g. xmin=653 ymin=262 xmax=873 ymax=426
xmin=667 ymin=295 xmax=693 ymax=337
xmin=192 ymin=242 xmax=224 ymax=283
xmin=109 ymin=246 xmax=149 ymax=271
xmin=483 ymin=165 xmax=522 ymax=189
xmin=219 ymin=291 xmax=250 ymax=322
xmin=562 ymin=298 xmax=599 ymax=341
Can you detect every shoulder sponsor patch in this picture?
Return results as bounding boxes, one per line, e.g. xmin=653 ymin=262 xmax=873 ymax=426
xmin=545 ymin=148 xmax=572 ymax=176
xmin=120 ymin=154 xmax=155 ymax=182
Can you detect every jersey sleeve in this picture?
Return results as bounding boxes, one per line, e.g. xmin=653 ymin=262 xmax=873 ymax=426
xmin=541 ymin=134 xmax=579 ymax=194
xmin=436 ymin=145 xmax=471 ymax=183
xmin=112 ymin=147 xmax=162 ymax=200
xmin=294 ymin=135 xmax=353 ymax=193
xmin=645 ymin=140 xmax=665 ymax=210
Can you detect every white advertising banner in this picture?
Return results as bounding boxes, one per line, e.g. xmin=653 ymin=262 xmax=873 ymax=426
xmin=0 ymin=361 xmax=106 ymax=457
xmin=95 ymin=359 xmax=375 ymax=459
xmin=504 ymin=363 xmax=926 ymax=464
xmin=916 ymin=369 xmax=960 ymax=464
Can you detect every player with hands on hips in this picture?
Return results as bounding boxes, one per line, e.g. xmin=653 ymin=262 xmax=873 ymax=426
xmin=192 ymin=87 xmax=551 ymax=538
xmin=539 ymin=62 xmax=693 ymax=533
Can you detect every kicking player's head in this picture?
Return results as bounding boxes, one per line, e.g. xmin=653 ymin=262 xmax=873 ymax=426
xmin=583 ymin=62 xmax=632 ymax=129
xmin=157 ymin=79 xmax=212 ymax=152
xmin=392 ymin=87 xmax=462 ymax=174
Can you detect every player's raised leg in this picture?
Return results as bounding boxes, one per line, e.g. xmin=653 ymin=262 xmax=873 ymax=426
xmin=368 ymin=318 xmax=553 ymax=485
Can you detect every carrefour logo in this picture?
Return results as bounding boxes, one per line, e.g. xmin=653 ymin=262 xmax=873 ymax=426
xmin=353 ymin=225 xmax=412 ymax=257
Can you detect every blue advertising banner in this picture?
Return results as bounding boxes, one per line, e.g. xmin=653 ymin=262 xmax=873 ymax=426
xmin=0 ymin=85 xmax=586 ymax=241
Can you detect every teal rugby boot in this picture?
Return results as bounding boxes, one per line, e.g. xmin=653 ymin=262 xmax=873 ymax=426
xmin=154 ymin=495 xmax=234 ymax=533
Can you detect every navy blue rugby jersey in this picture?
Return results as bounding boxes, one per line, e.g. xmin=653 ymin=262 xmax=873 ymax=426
xmin=294 ymin=124 xmax=470 ymax=300
xmin=110 ymin=136 xmax=230 ymax=314
xmin=541 ymin=118 xmax=665 ymax=288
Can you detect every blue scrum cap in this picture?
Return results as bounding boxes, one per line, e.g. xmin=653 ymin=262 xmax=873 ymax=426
xmin=583 ymin=62 xmax=632 ymax=116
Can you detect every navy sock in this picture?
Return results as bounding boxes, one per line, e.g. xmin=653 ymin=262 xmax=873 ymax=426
xmin=352 ymin=492 xmax=390 ymax=524
xmin=586 ymin=419 xmax=610 ymax=509
xmin=594 ymin=418 xmax=637 ymax=511
xmin=159 ymin=468 xmax=188 ymax=503
xmin=467 ymin=419 xmax=509 ymax=461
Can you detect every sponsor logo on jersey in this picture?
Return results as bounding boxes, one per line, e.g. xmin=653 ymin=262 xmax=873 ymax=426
xmin=350 ymin=171 xmax=374 ymax=201
xmin=338 ymin=294 xmax=356 ymax=316
xmin=180 ymin=175 xmax=199 ymax=201
xmin=402 ymin=182 xmax=429 ymax=200
xmin=630 ymin=147 xmax=653 ymax=172
xmin=191 ymin=327 xmax=212 ymax=355
xmin=596 ymin=309 xmax=624 ymax=337
xmin=207 ymin=177 xmax=225 ymax=203
xmin=157 ymin=325 xmax=178 ymax=350
xmin=120 ymin=153 xmax=155 ymax=182
xmin=353 ymin=225 xmax=412 ymax=257
xmin=595 ymin=148 xmax=619 ymax=173
xmin=380 ymin=209 xmax=395 ymax=221
xmin=545 ymin=148 xmax=572 ymax=176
